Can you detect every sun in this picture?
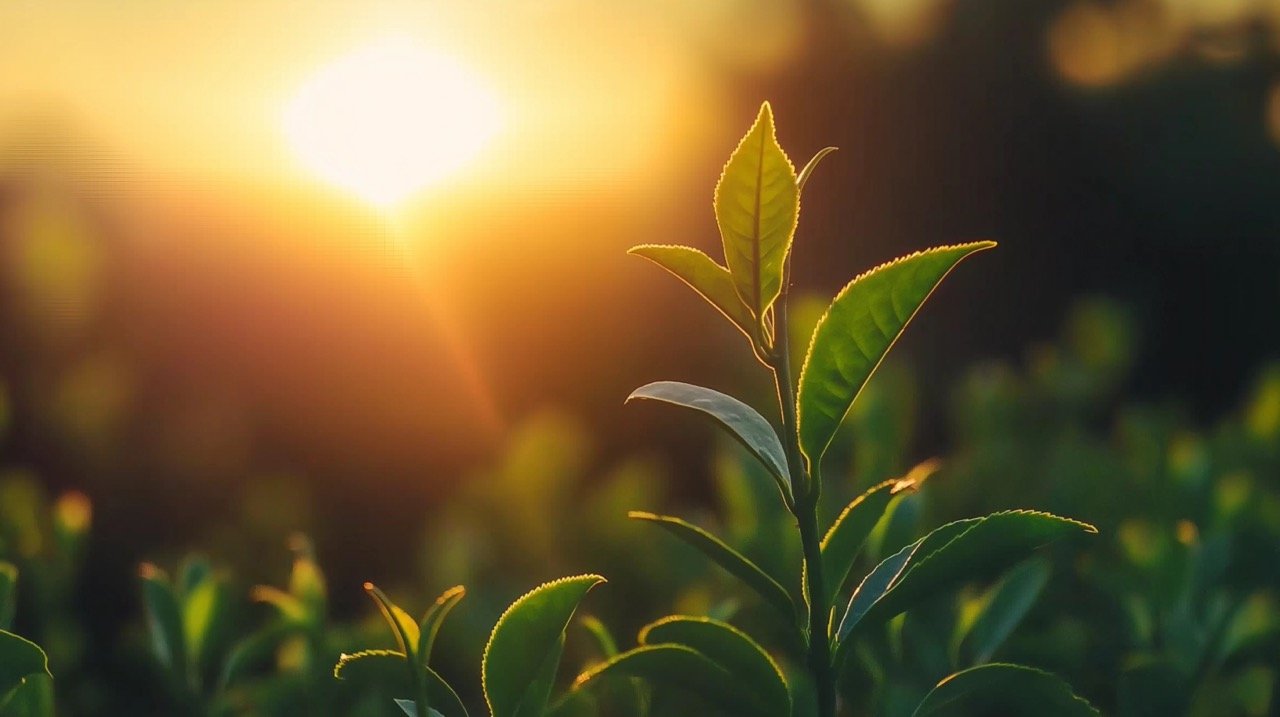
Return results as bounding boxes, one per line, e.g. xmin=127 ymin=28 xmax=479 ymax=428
xmin=283 ymin=37 xmax=503 ymax=208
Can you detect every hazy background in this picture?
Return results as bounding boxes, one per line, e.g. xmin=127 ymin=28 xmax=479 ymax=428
xmin=2 ymin=0 xmax=1278 ymax=647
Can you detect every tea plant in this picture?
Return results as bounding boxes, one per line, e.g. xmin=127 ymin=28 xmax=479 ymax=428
xmin=563 ymin=103 xmax=1100 ymax=716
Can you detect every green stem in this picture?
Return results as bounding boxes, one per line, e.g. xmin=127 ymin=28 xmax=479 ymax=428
xmin=768 ymin=274 xmax=837 ymax=717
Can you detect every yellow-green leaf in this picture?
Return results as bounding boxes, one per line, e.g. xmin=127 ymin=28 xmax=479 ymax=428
xmin=797 ymin=242 xmax=996 ymax=470
xmin=628 ymin=245 xmax=755 ymax=340
xmin=714 ymin=101 xmax=798 ymax=319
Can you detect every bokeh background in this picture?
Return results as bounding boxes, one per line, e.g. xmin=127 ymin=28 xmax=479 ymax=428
xmin=1 ymin=0 xmax=1279 ymax=714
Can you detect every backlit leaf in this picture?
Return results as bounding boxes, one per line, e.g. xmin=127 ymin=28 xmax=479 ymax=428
xmin=639 ymin=616 xmax=789 ymax=716
xmin=417 ymin=586 xmax=465 ymax=668
xmin=483 ymin=575 xmax=605 ymax=717
xmin=913 ymin=664 xmax=1099 ymax=716
xmin=797 ymin=242 xmax=996 ymax=469
xmin=715 ymin=101 xmax=798 ymax=319
xmin=0 ymin=630 xmax=49 ymax=702
xmin=572 ymin=644 xmax=762 ymax=716
xmin=139 ymin=564 xmax=186 ymax=677
xmin=628 ymin=246 xmax=755 ymax=340
xmin=958 ymin=558 xmax=1051 ymax=665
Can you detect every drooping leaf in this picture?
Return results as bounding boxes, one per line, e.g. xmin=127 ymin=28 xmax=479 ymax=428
xmin=714 ymin=101 xmax=798 ymax=319
xmin=628 ymin=512 xmax=796 ymax=622
xmin=835 ymin=511 xmax=1095 ymax=663
xmin=138 ymin=564 xmax=186 ymax=676
xmin=797 ymin=147 xmax=838 ymax=193
xmin=627 ymin=382 xmax=792 ymax=501
xmin=797 ymin=242 xmax=996 ymax=469
xmin=573 ymin=644 xmax=762 ymax=716
xmin=913 ymin=664 xmax=1099 ymax=716
xmin=417 ymin=586 xmax=465 ymax=668
xmin=639 ymin=616 xmax=790 ymax=716
xmin=821 ymin=460 xmax=938 ymax=603
xmin=0 ymin=631 xmax=49 ymax=702
xmin=0 ymin=564 xmax=16 ymax=632
xmin=628 ymin=246 xmax=755 ymax=339
xmin=958 ymin=558 xmax=1051 ymax=665
xmin=483 ymin=575 xmax=605 ymax=717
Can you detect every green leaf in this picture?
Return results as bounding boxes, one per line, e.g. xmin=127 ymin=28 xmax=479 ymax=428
xmin=0 ymin=631 xmax=49 ymax=703
xmin=958 ymin=558 xmax=1051 ymax=666
xmin=139 ymin=563 xmax=186 ymax=677
xmin=627 ymin=382 xmax=792 ymax=501
xmin=628 ymin=512 xmax=796 ymax=622
xmin=0 ymin=672 xmax=53 ymax=717
xmin=334 ymin=650 xmax=469 ymax=717
xmin=913 ymin=664 xmax=1099 ymax=716
xmin=483 ymin=575 xmax=605 ymax=717
xmin=835 ymin=511 xmax=1095 ymax=663
xmin=628 ymin=246 xmax=755 ymax=340
xmin=219 ymin=622 xmax=299 ymax=691
xmin=715 ymin=101 xmax=798 ymax=320
xmin=797 ymin=242 xmax=996 ymax=469
xmin=639 ymin=616 xmax=789 ymax=717
xmin=365 ymin=583 xmax=421 ymax=659
xmin=797 ymin=147 xmax=838 ymax=193
xmin=395 ymin=701 xmax=446 ymax=717
xmin=417 ymin=585 xmax=465 ymax=668
xmin=579 ymin=616 xmax=620 ymax=659
xmin=182 ymin=573 xmax=221 ymax=673
xmin=821 ymin=460 xmax=938 ymax=603
xmin=0 ymin=564 xmax=16 ymax=632
xmin=572 ymin=644 xmax=761 ymax=716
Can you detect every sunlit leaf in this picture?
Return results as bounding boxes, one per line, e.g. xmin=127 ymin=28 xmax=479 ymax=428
xmin=715 ymin=101 xmax=798 ymax=319
xmin=365 ymin=583 xmax=421 ymax=658
xmin=797 ymin=242 xmax=996 ymax=469
xmin=835 ymin=511 xmax=1094 ymax=663
xmin=638 ymin=616 xmax=790 ymax=716
xmin=797 ymin=147 xmax=838 ymax=193
xmin=628 ymin=512 xmax=796 ymax=622
xmin=139 ymin=564 xmax=186 ymax=676
xmin=913 ymin=664 xmax=1099 ymax=716
xmin=573 ymin=644 xmax=762 ymax=716
xmin=627 ymin=382 xmax=792 ymax=501
xmin=958 ymin=558 xmax=1051 ymax=665
xmin=821 ymin=460 xmax=938 ymax=603
xmin=483 ymin=574 xmax=605 ymax=717
xmin=628 ymin=245 xmax=755 ymax=340
xmin=334 ymin=649 xmax=469 ymax=717
xmin=182 ymin=574 xmax=221 ymax=672
xmin=417 ymin=586 xmax=465 ymax=668
xmin=0 ymin=630 xmax=49 ymax=703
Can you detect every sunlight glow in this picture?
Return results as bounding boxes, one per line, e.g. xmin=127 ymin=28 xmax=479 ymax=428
xmin=283 ymin=37 xmax=503 ymax=207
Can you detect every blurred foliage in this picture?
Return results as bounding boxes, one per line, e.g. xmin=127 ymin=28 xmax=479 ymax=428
xmin=0 ymin=298 xmax=1276 ymax=715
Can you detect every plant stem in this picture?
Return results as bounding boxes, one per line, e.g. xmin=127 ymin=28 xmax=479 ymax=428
xmin=768 ymin=278 xmax=837 ymax=717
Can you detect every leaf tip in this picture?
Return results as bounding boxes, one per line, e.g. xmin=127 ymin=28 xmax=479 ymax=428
xmin=627 ymin=510 xmax=658 ymax=521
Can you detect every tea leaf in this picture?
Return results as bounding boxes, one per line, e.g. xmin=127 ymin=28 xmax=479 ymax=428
xmin=573 ymin=644 xmax=762 ymax=716
xmin=913 ymin=663 xmax=1100 ymax=716
xmin=0 ymin=631 xmax=49 ymax=704
xmin=628 ymin=246 xmax=755 ymax=340
xmin=715 ymin=101 xmax=798 ymax=320
xmin=958 ymin=558 xmax=1051 ymax=665
xmin=365 ymin=583 xmax=421 ymax=658
xmin=335 ymin=650 xmax=468 ymax=717
xmin=639 ymin=616 xmax=790 ymax=716
xmin=797 ymin=147 xmax=838 ymax=193
xmin=797 ymin=242 xmax=996 ymax=469
xmin=0 ymin=671 xmax=53 ymax=717
xmin=483 ymin=574 xmax=605 ymax=717
xmin=417 ymin=586 xmax=465 ymax=668
xmin=395 ymin=701 xmax=446 ymax=717
xmin=627 ymin=382 xmax=792 ymax=501
xmin=628 ymin=512 xmax=796 ymax=622
xmin=821 ymin=460 xmax=937 ymax=603
xmin=139 ymin=564 xmax=186 ymax=676
xmin=835 ymin=511 xmax=1095 ymax=663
